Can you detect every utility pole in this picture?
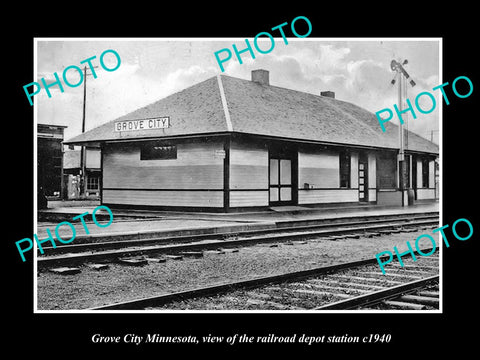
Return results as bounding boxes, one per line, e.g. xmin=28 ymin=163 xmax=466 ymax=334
xmin=79 ymin=65 xmax=99 ymax=197
xmin=390 ymin=59 xmax=416 ymax=206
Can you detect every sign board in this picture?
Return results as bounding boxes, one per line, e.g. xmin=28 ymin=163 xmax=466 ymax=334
xmin=214 ymin=149 xmax=226 ymax=159
xmin=114 ymin=117 xmax=170 ymax=132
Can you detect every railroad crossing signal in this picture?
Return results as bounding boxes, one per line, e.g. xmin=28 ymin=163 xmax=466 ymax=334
xmin=391 ymin=59 xmax=416 ymax=87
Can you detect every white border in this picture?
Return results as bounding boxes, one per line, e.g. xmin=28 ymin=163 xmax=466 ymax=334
xmin=33 ymin=37 xmax=442 ymax=314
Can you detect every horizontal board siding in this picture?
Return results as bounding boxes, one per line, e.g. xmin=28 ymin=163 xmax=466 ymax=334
xmin=377 ymin=190 xmax=402 ymax=206
xmin=230 ymin=145 xmax=268 ymax=166
xmin=230 ymin=165 xmax=268 ymax=189
xmin=298 ymin=168 xmax=338 ymax=187
xmin=104 ymin=142 xmax=224 ymax=167
xmin=298 ymin=189 xmax=358 ymax=204
xmin=230 ymin=191 xmax=269 ymax=207
xmin=103 ymin=189 xmax=224 ymax=207
xmin=104 ymin=164 xmax=223 ymax=189
xmin=417 ymin=188 xmax=435 ymax=200
xmin=103 ymin=141 xmax=224 ymax=190
xmin=230 ymin=142 xmax=268 ymax=190
xmin=298 ymin=151 xmax=339 ymax=188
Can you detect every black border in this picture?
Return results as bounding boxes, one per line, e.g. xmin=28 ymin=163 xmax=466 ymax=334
xmin=8 ymin=6 xmax=479 ymax=356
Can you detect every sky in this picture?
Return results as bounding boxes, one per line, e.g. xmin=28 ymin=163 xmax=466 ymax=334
xmin=35 ymin=38 xmax=440 ymax=144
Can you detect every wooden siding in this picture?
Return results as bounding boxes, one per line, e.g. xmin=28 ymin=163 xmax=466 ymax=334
xmin=103 ymin=141 xmax=224 ymax=190
xmin=229 ymin=140 xmax=268 ymax=207
xmin=230 ymin=142 xmax=268 ymax=189
xmin=298 ymin=189 xmax=357 ymax=204
xmin=103 ymin=189 xmax=224 ymax=207
xmin=230 ymin=191 xmax=269 ymax=207
xmin=298 ymin=151 xmax=339 ymax=188
xmin=417 ymin=188 xmax=435 ymax=200
xmin=377 ymin=190 xmax=402 ymax=205
xmin=86 ymin=148 xmax=101 ymax=168
xmin=103 ymin=140 xmax=224 ymax=207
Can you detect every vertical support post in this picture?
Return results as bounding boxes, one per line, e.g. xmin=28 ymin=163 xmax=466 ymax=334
xmin=80 ymin=66 xmax=87 ymax=197
xmin=99 ymin=143 xmax=104 ymax=205
xmin=397 ymin=68 xmax=407 ymax=206
xmin=223 ymin=135 xmax=231 ymax=212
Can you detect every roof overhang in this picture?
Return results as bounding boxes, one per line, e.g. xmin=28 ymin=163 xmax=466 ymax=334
xmin=63 ymin=131 xmax=439 ymax=156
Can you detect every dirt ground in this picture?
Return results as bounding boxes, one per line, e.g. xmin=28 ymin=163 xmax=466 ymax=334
xmin=36 ymin=227 xmax=440 ymax=310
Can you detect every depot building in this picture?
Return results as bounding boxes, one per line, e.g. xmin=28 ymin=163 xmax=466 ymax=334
xmin=65 ymin=69 xmax=439 ymax=212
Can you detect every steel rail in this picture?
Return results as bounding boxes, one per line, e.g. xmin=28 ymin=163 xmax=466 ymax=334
xmin=37 ymin=217 xmax=438 ymax=268
xmin=90 ymin=248 xmax=437 ymax=310
xmin=38 ymin=212 xmax=439 ymax=255
xmin=314 ymin=275 xmax=439 ymax=310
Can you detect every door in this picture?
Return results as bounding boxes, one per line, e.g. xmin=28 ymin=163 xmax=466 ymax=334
xmin=269 ymin=158 xmax=293 ymax=205
xmin=358 ymin=158 xmax=368 ymax=202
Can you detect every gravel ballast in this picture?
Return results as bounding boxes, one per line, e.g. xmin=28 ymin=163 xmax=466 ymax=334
xmin=36 ymin=228 xmax=440 ymax=310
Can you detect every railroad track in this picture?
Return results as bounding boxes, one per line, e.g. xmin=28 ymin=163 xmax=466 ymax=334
xmin=37 ymin=212 xmax=438 ymax=268
xmin=90 ymin=248 xmax=439 ymax=311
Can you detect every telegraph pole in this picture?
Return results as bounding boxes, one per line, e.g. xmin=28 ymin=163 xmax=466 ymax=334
xmin=79 ymin=65 xmax=98 ymax=197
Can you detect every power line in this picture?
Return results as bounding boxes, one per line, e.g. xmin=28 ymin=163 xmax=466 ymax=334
xmin=79 ymin=65 xmax=99 ymax=197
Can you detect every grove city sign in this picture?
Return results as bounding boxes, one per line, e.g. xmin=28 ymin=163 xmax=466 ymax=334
xmin=114 ymin=117 xmax=170 ymax=132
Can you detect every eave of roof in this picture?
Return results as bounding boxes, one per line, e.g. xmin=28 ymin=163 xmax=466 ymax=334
xmin=64 ymin=73 xmax=439 ymax=155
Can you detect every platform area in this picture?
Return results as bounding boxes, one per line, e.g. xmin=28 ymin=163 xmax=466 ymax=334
xmin=36 ymin=200 xmax=439 ymax=241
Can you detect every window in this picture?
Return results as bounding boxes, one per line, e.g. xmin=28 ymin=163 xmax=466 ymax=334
xmin=405 ymin=155 xmax=410 ymax=188
xmin=339 ymin=152 xmax=350 ymax=188
xmin=87 ymin=176 xmax=99 ymax=191
xmin=140 ymin=142 xmax=177 ymax=160
xmin=422 ymin=158 xmax=430 ymax=188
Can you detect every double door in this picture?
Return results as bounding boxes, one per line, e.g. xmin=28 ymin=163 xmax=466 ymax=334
xmin=269 ymin=157 xmax=295 ymax=205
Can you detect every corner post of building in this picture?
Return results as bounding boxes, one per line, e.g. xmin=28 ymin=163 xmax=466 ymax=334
xmin=99 ymin=142 xmax=104 ymax=205
xmin=223 ymin=135 xmax=231 ymax=212
xmin=397 ymin=66 xmax=407 ymax=206
xmin=292 ymin=144 xmax=299 ymax=206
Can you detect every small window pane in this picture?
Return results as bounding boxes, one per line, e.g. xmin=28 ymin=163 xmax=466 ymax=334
xmin=280 ymin=160 xmax=291 ymax=185
xmin=141 ymin=142 xmax=177 ymax=160
xmin=422 ymin=159 xmax=429 ymax=188
xmin=280 ymin=187 xmax=292 ymax=201
xmin=270 ymin=159 xmax=279 ymax=185
xmin=270 ymin=187 xmax=279 ymax=202
xmin=87 ymin=177 xmax=99 ymax=190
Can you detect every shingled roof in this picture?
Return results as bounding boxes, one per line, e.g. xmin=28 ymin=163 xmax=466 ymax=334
xmin=65 ymin=72 xmax=439 ymax=154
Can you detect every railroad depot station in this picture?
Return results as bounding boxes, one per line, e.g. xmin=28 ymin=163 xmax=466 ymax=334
xmin=64 ymin=69 xmax=439 ymax=213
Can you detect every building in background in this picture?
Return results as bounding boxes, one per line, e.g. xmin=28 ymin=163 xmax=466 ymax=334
xmin=63 ymin=147 xmax=101 ymax=199
xmin=37 ymin=124 xmax=67 ymax=206
xmin=65 ymin=70 xmax=439 ymax=212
